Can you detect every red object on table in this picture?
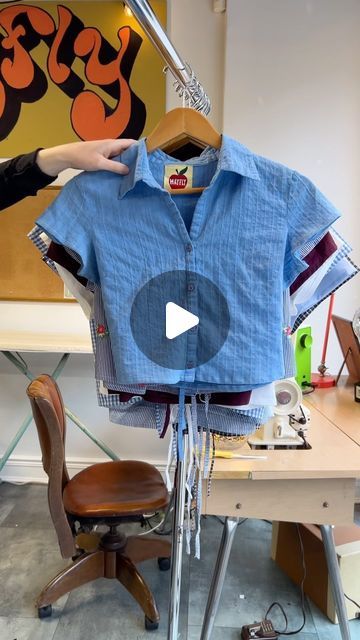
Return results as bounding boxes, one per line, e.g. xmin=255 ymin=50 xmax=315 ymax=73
xmin=312 ymin=293 xmax=336 ymax=388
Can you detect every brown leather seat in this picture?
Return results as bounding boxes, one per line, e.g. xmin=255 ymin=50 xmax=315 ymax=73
xmin=63 ymin=460 xmax=168 ymax=517
xmin=26 ymin=374 xmax=171 ymax=631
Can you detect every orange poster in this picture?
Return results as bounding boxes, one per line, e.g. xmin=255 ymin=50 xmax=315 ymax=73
xmin=0 ymin=1 xmax=166 ymax=155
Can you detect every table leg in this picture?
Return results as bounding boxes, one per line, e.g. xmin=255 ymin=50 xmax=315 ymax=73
xmin=2 ymin=351 xmax=70 ymax=382
xmin=0 ymin=413 xmax=34 ymax=473
xmin=167 ymin=433 xmax=188 ymax=640
xmin=0 ymin=351 xmax=119 ymax=471
xmin=200 ymin=517 xmax=239 ymax=640
xmin=64 ymin=408 xmax=118 ymax=461
xmin=320 ymin=524 xmax=351 ymax=640
xmin=0 ymin=351 xmax=69 ymax=474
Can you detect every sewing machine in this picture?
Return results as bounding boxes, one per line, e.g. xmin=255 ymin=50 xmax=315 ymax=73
xmin=248 ymin=379 xmax=311 ymax=449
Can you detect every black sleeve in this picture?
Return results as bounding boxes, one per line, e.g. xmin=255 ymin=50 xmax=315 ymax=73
xmin=0 ymin=149 xmax=57 ymax=211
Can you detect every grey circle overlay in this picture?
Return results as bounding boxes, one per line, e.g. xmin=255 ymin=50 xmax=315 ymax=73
xmin=130 ymin=270 xmax=230 ymax=370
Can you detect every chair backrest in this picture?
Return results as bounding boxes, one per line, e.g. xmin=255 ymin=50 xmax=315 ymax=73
xmin=27 ymin=374 xmax=76 ymax=558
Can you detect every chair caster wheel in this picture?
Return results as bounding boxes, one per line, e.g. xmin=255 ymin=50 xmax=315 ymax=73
xmin=145 ymin=616 xmax=159 ymax=631
xmin=38 ymin=604 xmax=52 ymax=619
xmin=157 ymin=556 xmax=171 ymax=571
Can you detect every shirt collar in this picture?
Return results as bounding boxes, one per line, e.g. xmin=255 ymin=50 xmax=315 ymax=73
xmin=217 ymin=134 xmax=260 ymax=180
xmin=118 ymin=134 xmax=260 ymax=199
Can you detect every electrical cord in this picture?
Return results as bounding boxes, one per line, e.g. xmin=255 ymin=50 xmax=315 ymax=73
xmin=154 ymin=523 xmax=173 ymax=536
xmin=297 ymin=430 xmax=311 ymax=449
xmin=265 ymin=602 xmax=288 ymax=633
xmin=141 ymin=512 xmax=167 ymax=536
xmin=145 ymin=509 xmax=174 ymax=536
xmin=139 ymin=516 xmax=166 ymax=536
xmin=265 ymin=523 xmax=307 ymax=636
xmin=344 ymin=593 xmax=360 ymax=610
xmin=289 ymin=406 xmax=308 ymax=426
xmin=301 ymin=382 xmax=316 ymax=395
xmin=289 ymin=406 xmax=311 ymax=449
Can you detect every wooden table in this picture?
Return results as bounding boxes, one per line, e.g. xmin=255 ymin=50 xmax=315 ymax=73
xmin=0 ymin=330 xmax=118 ymax=474
xmin=199 ymin=382 xmax=360 ymax=640
xmin=0 ymin=330 xmax=93 ymax=354
xmin=306 ymin=378 xmax=360 ymax=447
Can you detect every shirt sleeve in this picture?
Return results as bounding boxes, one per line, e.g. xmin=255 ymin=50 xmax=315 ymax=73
xmin=284 ymin=171 xmax=341 ymax=287
xmin=0 ymin=149 xmax=56 ymax=211
xmin=36 ymin=177 xmax=99 ymax=284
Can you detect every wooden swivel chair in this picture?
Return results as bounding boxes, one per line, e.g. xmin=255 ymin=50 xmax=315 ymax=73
xmin=26 ymin=374 xmax=171 ymax=630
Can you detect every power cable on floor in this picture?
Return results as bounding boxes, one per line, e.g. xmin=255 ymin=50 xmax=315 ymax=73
xmin=265 ymin=523 xmax=307 ymax=635
xmin=344 ymin=593 xmax=360 ymax=611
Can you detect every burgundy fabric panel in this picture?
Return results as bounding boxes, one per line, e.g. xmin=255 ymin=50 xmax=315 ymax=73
xmin=290 ymin=232 xmax=337 ymax=295
xmin=107 ymin=389 xmax=252 ymax=406
xmin=159 ymin=404 xmax=171 ymax=438
xmin=46 ymin=241 xmax=88 ymax=287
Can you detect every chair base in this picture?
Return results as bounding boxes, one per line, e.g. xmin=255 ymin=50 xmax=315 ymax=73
xmin=37 ymin=534 xmax=171 ymax=628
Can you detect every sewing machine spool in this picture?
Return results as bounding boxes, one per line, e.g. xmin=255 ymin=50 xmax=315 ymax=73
xmin=247 ymin=379 xmax=310 ymax=449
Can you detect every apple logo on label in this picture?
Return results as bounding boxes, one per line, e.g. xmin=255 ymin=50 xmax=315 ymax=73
xmin=169 ymin=167 xmax=188 ymax=189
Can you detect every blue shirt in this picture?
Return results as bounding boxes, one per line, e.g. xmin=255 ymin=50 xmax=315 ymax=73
xmin=36 ymin=136 xmax=340 ymax=388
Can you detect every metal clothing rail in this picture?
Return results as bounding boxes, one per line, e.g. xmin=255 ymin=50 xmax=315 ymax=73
xmin=122 ymin=3 xmax=211 ymax=639
xmin=124 ymin=0 xmax=211 ymax=114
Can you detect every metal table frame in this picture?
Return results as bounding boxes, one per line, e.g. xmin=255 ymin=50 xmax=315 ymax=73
xmin=0 ymin=349 xmax=118 ymax=474
xmin=199 ymin=517 xmax=352 ymax=640
xmin=167 ymin=433 xmax=353 ymax=640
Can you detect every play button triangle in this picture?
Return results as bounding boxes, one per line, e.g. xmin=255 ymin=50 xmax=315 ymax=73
xmin=165 ymin=302 xmax=199 ymax=340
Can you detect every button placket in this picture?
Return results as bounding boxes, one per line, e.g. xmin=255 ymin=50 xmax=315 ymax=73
xmin=183 ymin=246 xmax=198 ymax=382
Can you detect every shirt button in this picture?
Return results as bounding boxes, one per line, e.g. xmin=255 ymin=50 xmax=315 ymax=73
xmin=187 ymin=361 xmax=194 ymax=368
xmin=189 ymin=326 xmax=197 ymax=333
xmin=187 ymin=283 xmax=195 ymax=292
xmin=185 ymin=244 xmax=193 ymax=253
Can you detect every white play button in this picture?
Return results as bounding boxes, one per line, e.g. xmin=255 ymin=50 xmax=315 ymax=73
xmin=165 ymin=302 xmax=199 ymax=340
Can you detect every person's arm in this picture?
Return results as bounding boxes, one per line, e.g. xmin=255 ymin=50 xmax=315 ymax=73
xmin=0 ymin=138 xmax=134 ymax=211
xmin=0 ymin=149 xmax=54 ymax=211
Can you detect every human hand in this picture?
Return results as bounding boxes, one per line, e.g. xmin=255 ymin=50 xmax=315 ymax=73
xmin=36 ymin=139 xmax=136 ymax=177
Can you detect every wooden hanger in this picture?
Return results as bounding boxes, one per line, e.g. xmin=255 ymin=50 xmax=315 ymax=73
xmin=146 ymin=107 xmax=222 ymax=194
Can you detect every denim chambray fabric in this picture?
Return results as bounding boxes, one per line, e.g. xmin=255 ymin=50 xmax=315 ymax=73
xmin=36 ymin=136 xmax=341 ymax=388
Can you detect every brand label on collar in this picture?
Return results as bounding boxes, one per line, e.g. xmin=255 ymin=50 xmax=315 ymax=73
xmin=164 ymin=164 xmax=193 ymax=191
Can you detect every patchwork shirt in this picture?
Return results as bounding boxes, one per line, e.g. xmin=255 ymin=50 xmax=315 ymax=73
xmin=35 ymin=136 xmax=345 ymax=389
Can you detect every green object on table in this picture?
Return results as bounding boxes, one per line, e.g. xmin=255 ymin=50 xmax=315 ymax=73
xmin=295 ymin=326 xmax=313 ymax=388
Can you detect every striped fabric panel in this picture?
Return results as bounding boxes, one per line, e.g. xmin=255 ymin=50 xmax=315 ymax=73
xmin=297 ymin=229 xmax=330 ymax=259
xmin=29 ymin=223 xmax=356 ymax=435
xmin=282 ymin=289 xmax=296 ymax=377
xmin=109 ymin=403 xmax=263 ymax=437
xmin=292 ymin=256 xmax=359 ymax=332
xmin=28 ymin=226 xmax=57 ymax=273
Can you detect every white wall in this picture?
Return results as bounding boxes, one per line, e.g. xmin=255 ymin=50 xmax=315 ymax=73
xmin=224 ymin=0 xmax=360 ymax=374
xmin=0 ymin=0 xmax=225 ymax=481
xmin=167 ymin=0 xmax=225 ymax=128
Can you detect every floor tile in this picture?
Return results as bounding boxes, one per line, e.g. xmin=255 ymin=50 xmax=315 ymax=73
xmin=188 ymin=629 xmax=319 ymax=640
xmin=0 ymin=527 xmax=69 ymax=617
xmin=308 ymin=600 xmax=360 ymax=640
xmin=51 ymin=554 xmax=190 ymax=640
xmin=0 ymin=615 xmax=59 ymax=640
xmin=188 ymin=517 xmax=316 ymax=633
xmin=2 ymin=483 xmax=359 ymax=640
xmin=0 ymin=481 xmax=29 ymax=499
xmin=0 ymin=499 xmax=15 ymax=525
xmin=188 ymin=626 xmax=241 ymax=640
xmin=0 ymin=483 xmax=53 ymax=530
